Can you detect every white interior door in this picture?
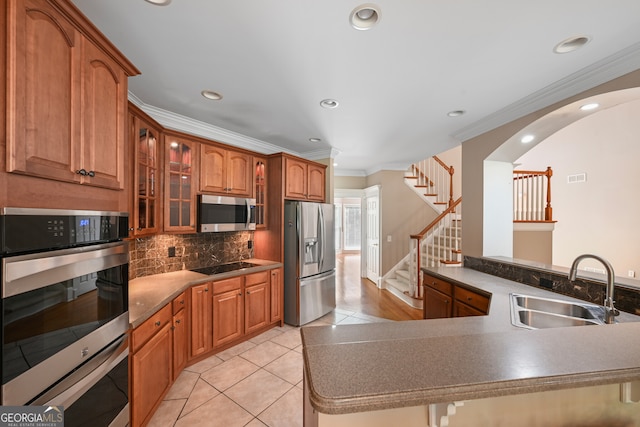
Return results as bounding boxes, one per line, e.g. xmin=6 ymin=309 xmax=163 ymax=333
xmin=364 ymin=186 xmax=381 ymax=286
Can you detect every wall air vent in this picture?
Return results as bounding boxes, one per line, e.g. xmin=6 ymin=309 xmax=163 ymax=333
xmin=567 ymin=173 xmax=586 ymax=184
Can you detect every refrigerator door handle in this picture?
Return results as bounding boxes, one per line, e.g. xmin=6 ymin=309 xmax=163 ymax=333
xmin=318 ymin=205 xmax=324 ymax=272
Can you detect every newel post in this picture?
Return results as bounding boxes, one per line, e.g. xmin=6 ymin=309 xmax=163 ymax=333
xmin=448 ymin=166 xmax=455 ymax=208
xmin=545 ymin=166 xmax=553 ymax=221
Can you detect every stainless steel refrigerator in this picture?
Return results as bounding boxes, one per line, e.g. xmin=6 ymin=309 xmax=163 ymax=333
xmin=283 ymin=201 xmax=336 ymax=326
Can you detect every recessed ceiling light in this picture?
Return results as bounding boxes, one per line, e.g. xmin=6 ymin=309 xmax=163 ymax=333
xmin=309 ymin=138 xmax=322 ymax=143
xmin=350 ymin=4 xmax=381 ymax=30
xmin=580 ymin=102 xmax=600 ymax=111
xmin=333 ymin=163 xmax=338 ymax=167
xmin=320 ymin=99 xmax=339 ymax=109
xmin=144 ymin=0 xmax=171 ymax=5
xmin=553 ymin=36 xmax=591 ymax=54
xmin=447 ymin=110 xmax=466 ymax=117
xmin=201 ymin=90 xmax=223 ymax=100
xmin=521 ymin=134 xmax=535 ymax=144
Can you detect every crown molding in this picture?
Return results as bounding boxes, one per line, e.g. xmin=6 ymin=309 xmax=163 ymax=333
xmin=453 ymin=41 xmax=640 ymax=142
xmin=127 ymin=95 xmax=346 ymax=163
xmin=334 ymin=169 xmax=367 ymax=177
xmin=127 ymin=94 xmax=295 ymax=155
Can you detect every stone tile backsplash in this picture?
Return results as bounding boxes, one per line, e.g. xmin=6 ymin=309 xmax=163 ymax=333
xmin=129 ymin=231 xmax=254 ymax=279
xmin=464 ymin=256 xmax=640 ymax=315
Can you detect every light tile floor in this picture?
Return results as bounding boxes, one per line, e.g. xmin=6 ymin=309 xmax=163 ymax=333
xmin=148 ymin=308 xmax=392 ymax=427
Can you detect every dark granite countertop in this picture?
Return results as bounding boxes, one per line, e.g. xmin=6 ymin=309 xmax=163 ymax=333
xmin=301 ymin=267 xmax=640 ymax=415
xmin=128 ymin=258 xmax=282 ymax=328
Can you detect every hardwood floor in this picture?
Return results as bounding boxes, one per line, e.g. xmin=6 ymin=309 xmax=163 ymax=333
xmin=335 ymin=253 xmax=423 ymax=321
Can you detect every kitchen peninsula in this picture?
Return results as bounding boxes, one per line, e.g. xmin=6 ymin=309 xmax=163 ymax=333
xmin=301 ymin=267 xmax=640 ymax=427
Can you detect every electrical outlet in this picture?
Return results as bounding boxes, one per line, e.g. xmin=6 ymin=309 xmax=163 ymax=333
xmin=168 ymin=246 xmax=176 ymax=257
xmin=539 ymin=278 xmax=553 ymax=289
xmin=629 ymin=270 xmax=636 ymax=278
xmin=387 ymin=235 xmax=392 ymax=242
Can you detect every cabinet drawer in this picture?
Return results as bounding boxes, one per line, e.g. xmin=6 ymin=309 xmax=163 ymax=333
xmin=423 ymin=274 xmax=453 ymax=296
xmin=245 ymin=270 xmax=269 ymax=287
xmin=132 ymin=303 xmax=172 ymax=353
xmin=172 ymin=292 xmax=186 ymax=314
xmin=455 ymin=286 xmax=490 ymax=313
xmin=213 ymin=276 xmax=243 ymax=295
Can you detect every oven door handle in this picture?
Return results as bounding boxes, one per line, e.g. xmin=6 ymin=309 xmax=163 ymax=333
xmin=32 ymin=336 xmax=129 ymax=409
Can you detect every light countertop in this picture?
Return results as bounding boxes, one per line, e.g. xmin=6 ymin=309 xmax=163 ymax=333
xmin=128 ymin=259 xmax=282 ymax=328
xmin=300 ymin=267 xmax=640 ymax=415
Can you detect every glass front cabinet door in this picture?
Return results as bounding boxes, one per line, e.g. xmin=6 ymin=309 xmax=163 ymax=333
xmin=164 ymin=135 xmax=197 ymax=233
xmin=254 ymin=157 xmax=267 ymax=229
xmin=131 ymin=115 xmax=161 ymax=236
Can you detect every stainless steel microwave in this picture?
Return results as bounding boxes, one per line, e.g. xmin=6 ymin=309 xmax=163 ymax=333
xmin=197 ymin=195 xmax=256 ymax=232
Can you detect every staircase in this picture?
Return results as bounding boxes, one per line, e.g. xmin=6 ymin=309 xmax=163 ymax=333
xmin=384 ymin=156 xmax=462 ymax=309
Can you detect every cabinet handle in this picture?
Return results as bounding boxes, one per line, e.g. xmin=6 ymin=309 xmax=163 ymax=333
xmin=175 ymin=319 xmax=181 ymax=324
xmin=180 ymin=300 xmax=185 ymax=305
xmin=467 ymin=297 xmax=473 ymax=301
xmin=238 ymin=292 xmax=242 ymax=296
xmin=75 ymin=169 xmax=96 ymax=177
xmin=444 ymin=300 xmax=449 ymax=304
xmin=155 ymin=321 xmax=161 ymax=327
xmin=205 ymin=288 xmax=209 ymax=292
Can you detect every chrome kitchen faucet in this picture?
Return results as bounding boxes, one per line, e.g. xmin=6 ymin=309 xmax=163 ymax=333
xmin=568 ymin=254 xmax=619 ymax=324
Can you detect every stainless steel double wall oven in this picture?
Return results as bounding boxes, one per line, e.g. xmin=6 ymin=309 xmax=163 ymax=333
xmin=1 ymin=208 xmax=130 ymax=426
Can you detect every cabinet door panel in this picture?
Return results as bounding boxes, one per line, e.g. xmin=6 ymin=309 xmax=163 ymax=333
xmin=254 ymin=158 xmax=267 ymax=228
xmin=131 ymin=113 xmax=161 ymax=236
xmin=453 ymin=300 xmax=485 ymax=317
xmin=245 ymin=282 xmax=269 ymax=334
xmin=131 ymin=323 xmax=172 ymax=427
xmin=423 ymin=286 xmax=452 ymax=319
xmin=213 ymin=289 xmax=243 ymax=348
xmin=307 ymin=164 xmax=326 ymax=201
xmin=284 ymin=158 xmax=307 ymax=199
xmin=173 ymin=308 xmax=188 ymax=379
xmin=7 ymin=0 xmax=81 ymax=183
xmin=81 ymin=39 xmax=126 ymax=189
xmin=270 ymin=268 xmax=283 ymax=324
xmin=200 ymin=145 xmax=226 ymax=193
xmin=226 ymin=150 xmax=252 ymax=196
xmin=190 ymin=283 xmax=212 ymax=357
xmin=165 ymin=136 xmax=197 ymax=232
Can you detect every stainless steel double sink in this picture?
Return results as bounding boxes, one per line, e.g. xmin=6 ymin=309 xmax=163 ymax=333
xmin=510 ymin=293 xmax=608 ymax=330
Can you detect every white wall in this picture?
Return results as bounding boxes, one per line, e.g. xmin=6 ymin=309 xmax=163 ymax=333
xmin=461 ymin=69 xmax=640 ymax=262
xmin=483 ymin=161 xmax=513 ymax=257
xmin=516 ymin=99 xmax=640 ymax=276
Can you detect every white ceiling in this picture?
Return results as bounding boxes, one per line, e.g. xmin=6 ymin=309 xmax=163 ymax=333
xmin=71 ymin=0 xmax=640 ymax=175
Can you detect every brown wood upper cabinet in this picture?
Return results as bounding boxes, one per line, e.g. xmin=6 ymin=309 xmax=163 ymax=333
xmin=164 ymin=135 xmax=198 ymax=233
xmin=6 ymin=0 xmax=138 ymax=190
xmin=284 ymin=156 xmax=326 ymax=202
xmin=129 ymin=106 xmax=162 ymax=237
xmin=200 ymin=145 xmax=252 ymax=197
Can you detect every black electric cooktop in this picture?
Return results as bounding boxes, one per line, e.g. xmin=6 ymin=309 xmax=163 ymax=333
xmin=191 ymin=261 xmax=258 ymax=276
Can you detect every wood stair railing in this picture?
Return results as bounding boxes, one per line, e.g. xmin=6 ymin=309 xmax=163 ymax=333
xmin=408 ymin=197 xmax=462 ymax=299
xmin=513 ymin=166 xmax=554 ymax=222
xmin=410 ymin=156 xmax=455 ymax=208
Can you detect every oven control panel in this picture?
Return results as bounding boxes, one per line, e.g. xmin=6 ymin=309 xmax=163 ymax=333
xmin=0 ymin=209 xmax=128 ymax=255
